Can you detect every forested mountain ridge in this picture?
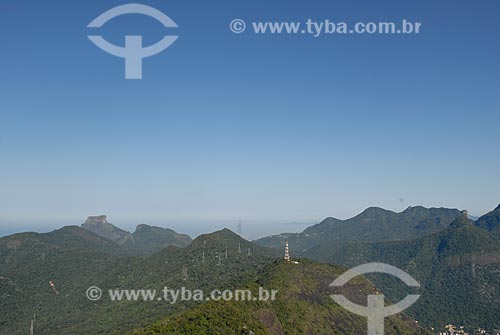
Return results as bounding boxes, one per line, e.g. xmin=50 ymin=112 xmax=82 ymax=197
xmin=130 ymin=260 xmax=430 ymax=335
xmin=474 ymin=204 xmax=500 ymax=237
xmin=0 ymin=227 xmax=276 ymax=334
xmin=302 ymin=213 xmax=500 ymax=329
xmin=256 ymin=206 xmax=463 ymax=254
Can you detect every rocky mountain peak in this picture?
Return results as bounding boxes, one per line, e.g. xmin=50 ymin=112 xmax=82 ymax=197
xmin=81 ymin=215 xmax=133 ymax=245
xmin=83 ymin=215 xmax=109 ymax=227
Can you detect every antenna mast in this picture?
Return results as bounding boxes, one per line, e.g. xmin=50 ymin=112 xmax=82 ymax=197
xmin=284 ymin=242 xmax=290 ymax=262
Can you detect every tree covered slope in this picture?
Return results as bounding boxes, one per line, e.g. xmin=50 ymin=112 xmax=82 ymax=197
xmin=303 ymin=213 xmax=500 ymax=330
xmin=256 ymin=206 xmax=463 ymax=254
xmin=130 ymin=260 xmax=430 ymax=335
xmin=0 ymin=227 xmax=276 ymax=334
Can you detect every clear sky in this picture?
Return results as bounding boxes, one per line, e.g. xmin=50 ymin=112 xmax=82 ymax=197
xmin=0 ymin=0 xmax=499 ymax=238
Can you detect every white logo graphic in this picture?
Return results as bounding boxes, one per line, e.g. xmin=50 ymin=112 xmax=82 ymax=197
xmin=86 ymin=286 xmax=102 ymax=301
xmin=88 ymin=3 xmax=178 ymax=79
xmin=330 ymin=263 xmax=421 ymax=335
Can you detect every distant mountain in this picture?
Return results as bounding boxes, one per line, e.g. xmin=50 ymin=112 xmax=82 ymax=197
xmin=256 ymin=206 xmax=463 ymax=254
xmin=81 ymin=215 xmax=192 ymax=255
xmin=124 ymin=224 xmax=192 ymax=255
xmin=474 ymin=204 xmax=500 ymax=237
xmin=0 ymin=227 xmax=277 ymax=334
xmin=130 ymin=260 xmax=430 ymax=335
xmin=81 ymin=215 xmax=133 ymax=244
xmin=3 ymin=206 xmax=498 ymax=333
xmin=187 ymin=228 xmax=276 ymax=258
xmin=0 ymin=225 xmax=124 ymax=257
xmin=302 ymin=213 xmax=500 ymax=330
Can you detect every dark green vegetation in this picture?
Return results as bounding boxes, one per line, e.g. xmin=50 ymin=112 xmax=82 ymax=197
xmin=256 ymin=206 xmax=463 ymax=253
xmin=123 ymin=224 xmax=192 ymax=256
xmin=0 ymin=227 xmax=276 ymax=334
xmin=130 ymin=260 xmax=429 ymax=335
xmin=474 ymin=204 xmax=500 ymax=238
xmin=267 ymin=206 xmax=500 ymax=330
xmin=81 ymin=215 xmax=192 ymax=255
xmin=2 ymin=205 xmax=498 ymax=334
xmin=0 ymin=227 xmax=120 ymax=334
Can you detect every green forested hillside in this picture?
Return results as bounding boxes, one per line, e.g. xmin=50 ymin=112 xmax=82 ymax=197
xmin=474 ymin=204 xmax=500 ymax=237
xmin=303 ymin=214 xmax=500 ymax=330
xmin=256 ymin=206 xmax=462 ymax=254
xmin=0 ymin=227 xmax=275 ymax=334
xmin=3 ymin=206 xmax=498 ymax=334
xmin=123 ymin=224 xmax=193 ymax=255
xmin=130 ymin=260 xmax=430 ymax=335
xmin=0 ymin=227 xmax=121 ymax=334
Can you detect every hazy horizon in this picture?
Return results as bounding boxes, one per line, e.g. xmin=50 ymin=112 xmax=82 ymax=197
xmin=1 ymin=201 xmax=497 ymax=240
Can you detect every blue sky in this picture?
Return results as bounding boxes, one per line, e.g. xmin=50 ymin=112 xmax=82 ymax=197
xmin=0 ymin=0 xmax=499 ymax=238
